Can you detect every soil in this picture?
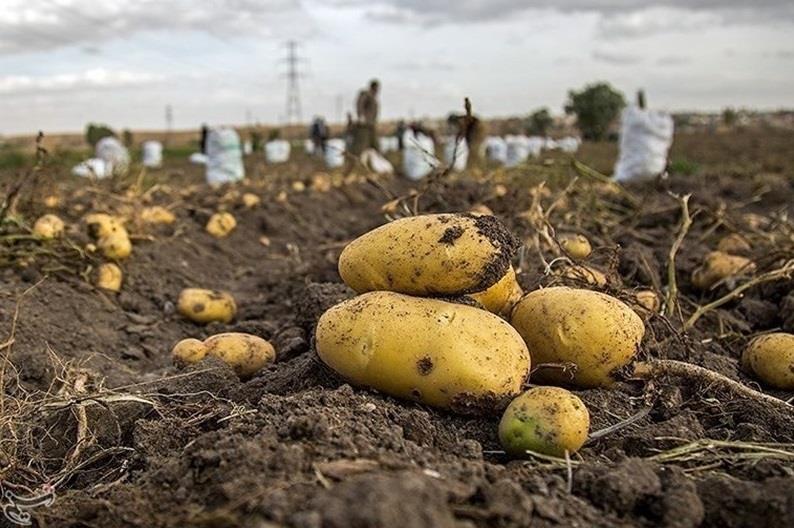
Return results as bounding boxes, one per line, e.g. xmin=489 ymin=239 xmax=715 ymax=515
xmin=0 ymin=129 xmax=793 ymax=528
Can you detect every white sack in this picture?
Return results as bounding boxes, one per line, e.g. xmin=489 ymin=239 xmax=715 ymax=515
xmin=142 ymin=140 xmax=163 ymax=168
xmin=360 ymin=149 xmax=394 ymax=175
xmin=484 ymin=136 xmax=507 ymax=164
xmin=614 ymin=106 xmax=674 ymax=182
xmin=72 ymin=158 xmax=109 ymax=179
xmin=402 ymin=130 xmax=438 ymax=181
xmin=189 ymin=152 xmax=208 ymax=165
xmin=505 ymin=135 xmax=530 ymax=167
xmin=378 ymin=136 xmax=400 ymax=153
xmin=95 ymin=137 xmax=130 ymax=176
xmin=324 ymin=138 xmax=346 ymax=168
xmin=443 ymin=137 xmax=468 ymax=172
xmin=557 ymin=136 xmax=581 ymax=154
xmin=265 ymin=139 xmax=291 ymax=164
xmin=206 ymin=127 xmax=244 ymax=185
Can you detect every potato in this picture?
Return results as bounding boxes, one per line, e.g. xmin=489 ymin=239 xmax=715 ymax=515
xmin=172 ymin=333 xmax=275 ymax=377
xmin=717 ymin=233 xmax=751 ymax=254
xmin=96 ymin=263 xmax=122 ymax=292
xmin=33 ymin=214 xmax=64 ymax=239
xmin=634 ymin=289 xmax=660 ymax=313
xmin=691 ymin=251 xmax=755 ymax=290
xmin=242 ymin=193 xmax=261 ymax=208
xmin=139 ymin=206 xmax=175 ymax=225
xmin=311 ymin=174 xmax=332 ymax=192
xmin=177 ymin=288 xmax=236 ymax=324
xmin=206 ymin=212 xmax=237 ymax=238
xmin=43 ymin=195 xmax=60 ymax=208
xmin=469 ymin=204 xmax=494 ymax=216
xmin=291 ymin=181 xmax=306 ymax=192
xmin=741 ymin=333 xmax=794 ymax=390
xmin=470 ymin=266 xmax=523 ymax=315
xmin=558 ymin=265 xmax=607 ymax=287
xmin=98 ymin=231 xmax=132 ymax=260
xmin=339 ymin=213 xmax=519 ymax=296
xmin=559 ymin=233 xmax=592 ymax=259
xmin=511 ymin=287 xmax=645 ymax=388
xmin=84 ymin=213 xmax=124 ymax=239
xmin=316 ymin=291 xmax=530 ymax=411
xmin=499 ymin=387 xmax=590 ymax=457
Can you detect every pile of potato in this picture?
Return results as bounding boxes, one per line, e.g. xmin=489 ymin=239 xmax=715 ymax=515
xmin=316 ymin=213 xmax=647 ymax=458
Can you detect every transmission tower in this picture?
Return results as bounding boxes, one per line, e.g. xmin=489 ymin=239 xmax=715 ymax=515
xmin=282 ymin=40 xmax=306 ymax=125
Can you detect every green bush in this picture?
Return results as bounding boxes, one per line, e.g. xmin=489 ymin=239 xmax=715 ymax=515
xmin=565 ymin=82 xmax=626 ymax=141
xmin=526 ymin=108 xmax=553 ymax=136
xmin=669 ymin=157 xmax=699 ymax=176
xmin=85 ymin=123 xmax=116 ymax=147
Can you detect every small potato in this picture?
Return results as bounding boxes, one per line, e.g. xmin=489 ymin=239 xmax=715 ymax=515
xmin=203 ymin=333 xmax=276 ymax=377
xmin=242 ymin=193 xmax=261 ymax=208
xmin=84 ymin=213 xmax=124 ymax=239
xmin=139 ymin=206 xmax=175 ymax=225
xmin=634 ymin=289 xmax=660 ymax=313
xmin=469 ymin=204 xmax=494 ymax=216
xmin=177 ymin=288 xmax=236 ymax=324
xmin=96 ymin=263 xmax=122 ymax=292
xmin=511 ymin=287 xmax=645 ymax=388
xmin=741 ymin=333 xmax=794 ymax=390
xmin=559 ymin=233 xmax=592 ymax=259
xmin=206 ymin=212 xmax=237 ymax=238
xmin=33 ymin=214 xmax=65 ymax=239
xmin=172 ymin=338 xmax=207 ymax=364
xmin=470 ymin=266 xmax=523 ymax=315
xmin=717 ymin=233 xmax=751 ymax=254
xmin=691 ymin=251 xmax=755 ymax=290
xmin=292 ymin=181 xmax=306 ymax=192
xmin=316 ymin=291 xmax=530 ymax=412
xmin=43 ymin=195 xmax=60 ymax=208
xmin=311 ymin=174 xmax=331 ymax=192
xmin=499 ymin=387 xmax=590 ymax=457
xmin=339 ymin=213 xmax=519 ymax=296
xmin=558 ymin=265 xmax=607 ymax=287
xmin=98 ymin=231 xmax=132 ymax=259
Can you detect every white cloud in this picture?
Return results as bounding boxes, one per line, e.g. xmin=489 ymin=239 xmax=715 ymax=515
xmin=591 ymin=49 xmax=643 ymax=65
xmin=0 ymin=68 xmax=164 ymax=95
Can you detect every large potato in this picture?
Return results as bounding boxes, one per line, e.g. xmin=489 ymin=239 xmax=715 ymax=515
xmin=499 ymin=387 xmax=590 ymax=457
xmin=339 ymin=213 xmax=519 ymax=296
xmin=741 ymin=333 xmax=794 ymax=390
xmin=316 ymin=291 xmax=530 ymax=412
xmin=172 ymin=333 xmax=275 ymax=377
xmin=511 ymin=287 xmax=645 ymax=388
xmin=177 ymin=288 xmax=237 ymax=324
xmin=470 ymin=266 xmax=523 ymax=315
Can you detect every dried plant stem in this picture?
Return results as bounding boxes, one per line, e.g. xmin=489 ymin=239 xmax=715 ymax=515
xmin=684 ymin=260 xmax=794 ymax=330
xmin=633 ymin=359 xmax=791 ymax=413
xmin=665 ymin=194 xmax=693 ymax=318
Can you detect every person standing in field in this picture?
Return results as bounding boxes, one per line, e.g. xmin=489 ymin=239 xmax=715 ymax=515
xmin=355 ymin=79 xmax=380 ymax=150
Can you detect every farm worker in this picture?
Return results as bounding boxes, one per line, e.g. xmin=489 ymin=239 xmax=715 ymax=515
xmin=310 ymin=117 xmax=328 ymax=155
xmin=356 ymin=79 xmax=380 ymax=150
xmin=447 ymin=112 xmax=485 ymax=168
xmin=200 ymin=124 xmax=209 ymax=154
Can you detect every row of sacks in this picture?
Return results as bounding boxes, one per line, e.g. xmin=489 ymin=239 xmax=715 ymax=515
xmin=72 ymin=138 xmax=165 ymax=178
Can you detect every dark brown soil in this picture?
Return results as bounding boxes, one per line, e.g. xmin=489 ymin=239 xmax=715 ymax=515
xmin=1 ymin=129 xmax=793 ymax=528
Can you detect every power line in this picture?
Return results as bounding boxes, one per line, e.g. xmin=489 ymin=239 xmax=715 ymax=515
xmin=282 ymin=40 xmax=306 ymax=125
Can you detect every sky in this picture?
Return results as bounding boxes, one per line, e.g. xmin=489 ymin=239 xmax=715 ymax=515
xmin=0 ymin=0 xmax=792 ymax=135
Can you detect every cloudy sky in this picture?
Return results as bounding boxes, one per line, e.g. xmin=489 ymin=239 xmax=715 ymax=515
xmin=0 ymin=0 xmax=792 ymax=135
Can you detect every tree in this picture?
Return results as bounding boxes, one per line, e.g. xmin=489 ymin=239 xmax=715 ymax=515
xmin=526 ymin=108 xmax=553 ymax=136
xmin=85 ymin=123 xmax=116 ymax=147
xmin=564 ymin=82 xmax=626 ymax=141
xmin=722 ymin=107 xmax=737 ymax=127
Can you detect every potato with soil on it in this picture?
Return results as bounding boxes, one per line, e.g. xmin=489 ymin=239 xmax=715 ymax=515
xmin=315 ymin=291 xmax=530 ymax=412
xmin=33 ymin=214 xmax=65 ymax=239
xmin=499 ymin=386 xmax=590 ymax=457
xmin=741 ymin=333 xmax=794 ymax=390
xmin=84 ymin=212 xmax=124 ymax=239
xmin=717 ymin=233 xmax=751 ymax=254
xmin=172 ymin=333 xmax=275 ymax=377
xmin=242 ymin=193 xmax=261 ymax=208
xmin=559 ymin=233 xmax=592 ymax=259
xmin=338 ymin=213 xmax=519 ymax=296
xmin=691 ymin=251 xmax=755 ymax=290
xmin=177 ymin=288 xmax=237 ymax=324
xmin=558 ymin=264 xmax=608 ymax=287
xmin=98 ymin=230 xmax=132 ymax=260
xmin=206 ymin=212 xmax=237 ymax=238
xmin=139 ymin=206 xmax=175 ymax=225
xmin=634 ymin=289 xmax=660 ymax=313
xmin=96 ymin=262 xmax=122 ymax=292
xmin=470 ymin=265 xmax=523 ymax=315
xmin=511 ymin=287 xmax=645 ymax=388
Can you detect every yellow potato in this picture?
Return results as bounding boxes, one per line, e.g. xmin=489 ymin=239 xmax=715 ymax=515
xmin=558 ymin=265 xmax=607 ymax=287
xmin=691 ymin=251 xmax=755 ymax=290
xmin=242 ymin=193 xmax=261 ymax=208
xmin=469 ymin=204 xmax=494 ymax=216
xmin=33 ymin=214 xmax=65 ymax=239
xmin=511 ymin=287 xmax=645 ymax=388
xmin=470 ymin=266 xmax=523 ymax=315
xmin=316 ymin=291 xmax=530 ymax=412
xmin=339 ymin=213 xmax=519 ymax=296
xmin=98 ymin=231 xmax=132 ymax=259
xmin=559 ymin=233 xmax=592 ymax=259
xmin=206 ymin=212 xmax=237 ymax=238
xmin=172 ymin=333 xmax=275 ymax=377
xmin=311 ymin=174 xmax=332 ymax=192
xmin=634 ymin=290 xmax=660 ymax=313
xmin=43 ymin=195 xmax=60 ymax=208
xmin=292 ymin=181 xmax=306 ymax=192
xmin=84 ymin=213 xmax=124 ymax=239
xmin=499 ymin=387 xmax=590 ymax=457
xmin=177 ymin=288 xmax=236 ymax=324
xmin=139 ymin=206 xmax=175 ymax=225
xmin=741 ymin=333 xmax=794 ymax=390
xmin=96 ymin=263 xmax=122 ymax=292
xmin=717 ymin=233 xmax=751 ymax=254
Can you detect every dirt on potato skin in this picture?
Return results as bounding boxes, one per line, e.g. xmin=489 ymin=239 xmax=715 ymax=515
xmin=1 ymin=129 xmax=794 ymax=528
